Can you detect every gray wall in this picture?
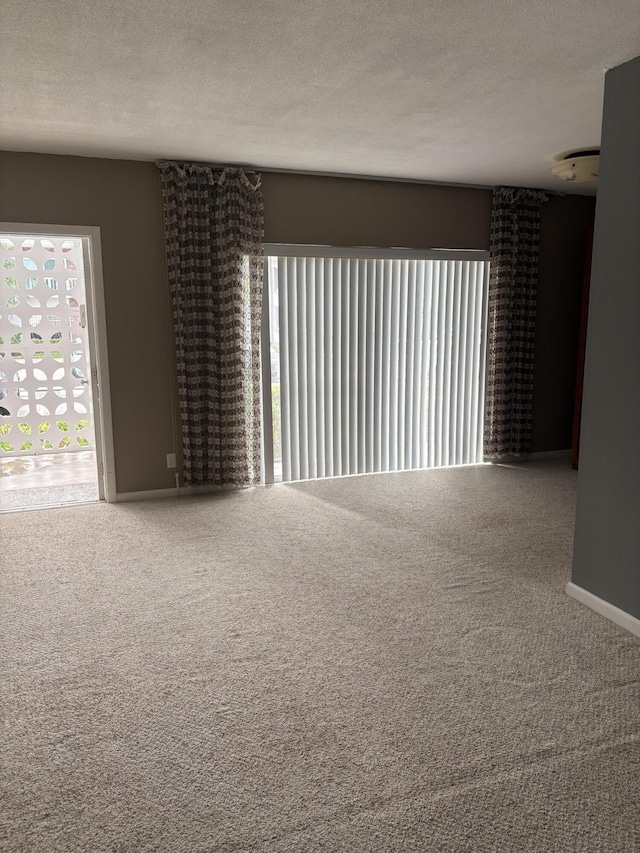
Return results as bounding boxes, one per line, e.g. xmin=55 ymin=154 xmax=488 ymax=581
xmin=572 ymin=55 xmax=640 ymax=619
xmin=0 ymin=152 xmax=592 ymax=492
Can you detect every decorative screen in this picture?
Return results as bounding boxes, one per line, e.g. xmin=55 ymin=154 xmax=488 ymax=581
xmin=0 ymin=235 xmax=94 ymax=456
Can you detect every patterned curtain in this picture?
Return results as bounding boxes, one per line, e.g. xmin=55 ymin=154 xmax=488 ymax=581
xmin=158 ymin=162 xmax=264 ymax=487
xmin=484 ymin=187 xmax=547 ymax=459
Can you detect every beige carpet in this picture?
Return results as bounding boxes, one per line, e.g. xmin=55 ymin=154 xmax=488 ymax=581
xmin=1 ymin=461 xmax=639 ymax=852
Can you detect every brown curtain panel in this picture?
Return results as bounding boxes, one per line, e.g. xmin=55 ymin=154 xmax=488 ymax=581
xmin=158 ymin=162 xmax=264 ymax=487
xmin=484 ymin=187 xmax=547 ymax=459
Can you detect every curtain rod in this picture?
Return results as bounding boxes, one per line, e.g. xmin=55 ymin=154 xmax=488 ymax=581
xmin=158 ymin=159 xmax=565 ymax=195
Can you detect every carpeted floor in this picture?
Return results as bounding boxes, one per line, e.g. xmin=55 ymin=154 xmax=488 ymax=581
xmin=1 ymin=460 xmax=639 ymax=852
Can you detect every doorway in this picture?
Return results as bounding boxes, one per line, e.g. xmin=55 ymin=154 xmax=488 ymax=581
xmin=0 ymin=226 xmax=114 ymax=511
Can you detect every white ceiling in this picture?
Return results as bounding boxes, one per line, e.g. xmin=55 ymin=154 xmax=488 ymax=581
xmin=2 ymin=0 xmax=639 ymax=194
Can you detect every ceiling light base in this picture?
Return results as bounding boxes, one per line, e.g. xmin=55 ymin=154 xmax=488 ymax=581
xmin=550 ymin=148 xmax=600 ymax=183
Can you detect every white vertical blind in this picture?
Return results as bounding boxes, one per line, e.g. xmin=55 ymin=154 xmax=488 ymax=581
xmin=265 ymin=250 xmax=489 ymax=483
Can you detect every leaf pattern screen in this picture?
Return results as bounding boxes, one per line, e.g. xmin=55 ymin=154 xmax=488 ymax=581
xmin=0 ymin=236 xmax=94 ymax=454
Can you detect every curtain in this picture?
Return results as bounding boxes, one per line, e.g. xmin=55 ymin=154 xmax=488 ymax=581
xmin=484 ymin=187 xmax=547 ymax=459
xmin=158 ymin=162 xmax=264 ymax=487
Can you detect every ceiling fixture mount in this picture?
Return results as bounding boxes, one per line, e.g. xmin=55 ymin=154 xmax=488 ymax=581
xmin=550 ymin=148 xmax=600 ymax=183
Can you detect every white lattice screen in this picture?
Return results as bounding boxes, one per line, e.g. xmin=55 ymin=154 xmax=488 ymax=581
xmin=0 ymin=235 xmax=95 ymax=457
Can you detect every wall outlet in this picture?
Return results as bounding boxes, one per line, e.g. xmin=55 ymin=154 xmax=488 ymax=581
xmin=166 ymin=453 xmax=176 ymax=469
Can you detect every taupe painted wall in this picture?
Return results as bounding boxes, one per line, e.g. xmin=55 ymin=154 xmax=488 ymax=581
xmin=572 ymin=56 xmax=640 ymax=620
xmin=533 ymin=194 xmax=595 ymax=452
xmin=0 ymin=152 xmax=172 ymax=493
xmin=262 ymin=173 xmax=492 ymax=249
xmin=0 ymin=151 xmax=593 ymax=492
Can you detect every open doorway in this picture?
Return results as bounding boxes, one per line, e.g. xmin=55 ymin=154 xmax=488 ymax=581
xmin=0 ymin=226 xmax=114 ymax=511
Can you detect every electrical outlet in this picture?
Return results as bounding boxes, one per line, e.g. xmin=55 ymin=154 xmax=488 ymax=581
xmin=166 ymin=453 xmax=176 ymax=469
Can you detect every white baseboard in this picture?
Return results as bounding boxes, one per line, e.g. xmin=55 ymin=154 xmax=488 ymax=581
xmin=115 ymin=483 xmax=241 ymax=502
xmin=566 ymin=582 xmax=640 ymax=639
xmin=529 ymin=449 xmax=571 ymax=460
xmin=116 ymin=487 xmax=179 ymax=502
xmin=490 ymin=449 xmax=571 ymax=464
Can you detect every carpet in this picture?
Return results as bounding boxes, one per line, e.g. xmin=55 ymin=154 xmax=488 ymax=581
xmin=1 ymin=461 xmax=639 ymax=851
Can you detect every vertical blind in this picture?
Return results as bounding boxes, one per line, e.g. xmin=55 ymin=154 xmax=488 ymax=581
xmin=262 ymin=249 xmax=489 ymax=484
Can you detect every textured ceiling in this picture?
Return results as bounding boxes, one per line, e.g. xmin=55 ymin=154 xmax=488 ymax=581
xmin=1 ymin=0 xmax=639 ymax=194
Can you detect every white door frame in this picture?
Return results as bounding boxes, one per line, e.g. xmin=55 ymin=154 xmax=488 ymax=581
xmin=0 ymin=222 xmax=116 ymax=502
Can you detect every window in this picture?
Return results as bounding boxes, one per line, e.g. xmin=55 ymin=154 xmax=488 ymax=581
xmin=261 ymin=246 xmax=489 ymax=483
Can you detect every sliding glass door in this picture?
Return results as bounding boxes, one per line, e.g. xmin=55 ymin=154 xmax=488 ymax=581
xmin=261 ymin=247 xmax=489 ymax=484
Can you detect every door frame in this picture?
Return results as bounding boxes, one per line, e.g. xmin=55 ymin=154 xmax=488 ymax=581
xmin=0 ymin=222 xmax=116 ymax=502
